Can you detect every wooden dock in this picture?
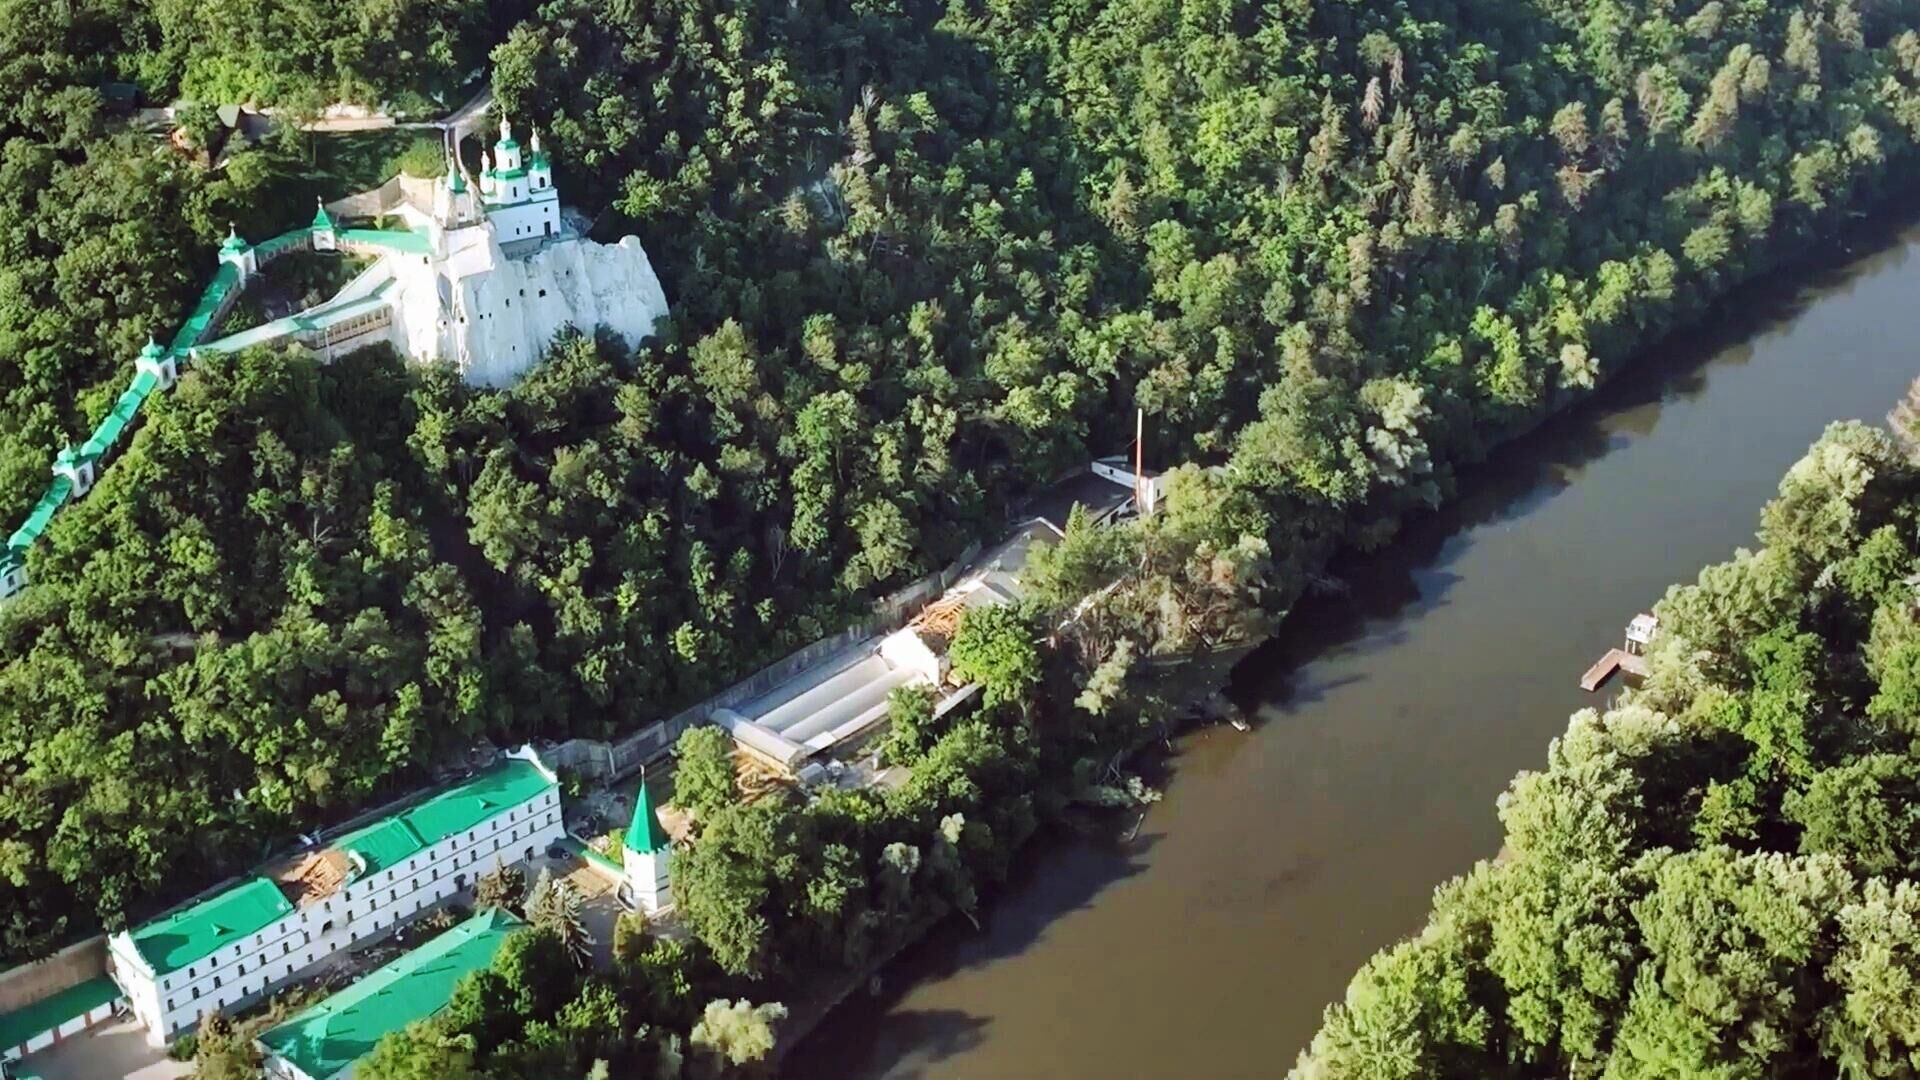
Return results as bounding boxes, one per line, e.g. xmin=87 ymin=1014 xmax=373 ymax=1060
xmin=1580 ymin=648 xmax=1648 ymax=692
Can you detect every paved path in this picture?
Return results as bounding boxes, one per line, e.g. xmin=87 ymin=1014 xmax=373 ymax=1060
xmin=294 ymin=86 xmax=494 ymax=136
xmin=10 ymin=1016 xmax=189 ymax=1080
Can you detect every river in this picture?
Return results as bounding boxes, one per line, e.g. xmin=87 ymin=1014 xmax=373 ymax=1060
xmin=784 ymin=209 xmax=1920 ymax=1078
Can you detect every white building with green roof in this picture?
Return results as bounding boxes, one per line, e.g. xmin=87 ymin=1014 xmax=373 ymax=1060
xmin=107 ymin=747 xmax=564 ymax=1046
xmin=256 ymin=909 xmax=522 ymax=1080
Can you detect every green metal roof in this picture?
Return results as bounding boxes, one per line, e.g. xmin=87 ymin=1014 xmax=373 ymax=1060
xmin=199 ymin=314 xmax=302 ymax=355
xmin=80 ymin=376 xmax=156 ymax=459
xmin=254 ymin=230 xmax=309 ymax=259
xmin=0 ymin=977 xmax=120 ymax=1049
xmin=332 ymin=818 xmax=422 ymax=877
xmin=626 ymin=780 xmax=669 ymax=854
xmin=7 ymin=476 xmax=71 ymax=551
xmin=169 ymin=263 xmax=241 ymax=354
xmin=220 ymin=228 xmax=247 ymax=255
xmin=338 ymin=228 xmax=430 ymax=255
xmin=399 ymin=759 xmax=554 ymax=853
xmin=130 ymin=877 xmax=294 ymax=976
xmin=306 ymin=294 xmax=390 ymax=328
xmin=256 ymin=910 xmax=522 ymax=1080
xmin=561 ymin=836 xmax=622 ymax=877
xmin=334 ymin=759 xmax=555 ymax=877
xmin=311 ymin=201 xmax=335 ymax=229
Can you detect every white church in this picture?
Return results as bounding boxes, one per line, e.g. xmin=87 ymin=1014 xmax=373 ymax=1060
xmin=200 ymin=118 xmax=670 ymax=386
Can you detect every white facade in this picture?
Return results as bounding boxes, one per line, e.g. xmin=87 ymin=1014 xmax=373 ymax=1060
xmin=405 ymin=232 xmax=670 ymax=387
xmin=1090 ymin=456 xmax=1165 ymax=515
xmin=478 ymin=121 xmax=561 ymax=245
xmin=107 ymin=753 xmax=566 ymax=1046
xmin=623 ymin=843 xmax=672 ymax=914
xmin=1 ymin=996 xmax=117 ymax=1063
xmin=197 ymin=121 xmax=667 ymax=389
xmin=53 ymin=451 xmax=94 ymax=499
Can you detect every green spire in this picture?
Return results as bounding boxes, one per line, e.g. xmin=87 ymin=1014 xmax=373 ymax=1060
xmin=448 ymin=159 xmax=466 ymax=194
xmin=311 ymin=197 xmax=335 ymax=230
xmin=140 ymin=336 xmax=164 ymax=360
xmin=219 ymin=223 xmax=247 ymax=254
xmin=625 ymin=781 xmax=669 ymax=854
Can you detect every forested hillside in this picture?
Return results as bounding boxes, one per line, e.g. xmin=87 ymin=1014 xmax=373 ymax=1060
xmin=1294 ymin=421 xmax=1920 ymax=1078
xmin=4 ymin=0 xmax=1920 ymax=965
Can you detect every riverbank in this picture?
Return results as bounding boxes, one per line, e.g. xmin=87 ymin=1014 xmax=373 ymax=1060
xmin=763 ymin=642 xmax=1252 ymax=1068
xmin=785 ymin=191 xmax=1920 ymax=1077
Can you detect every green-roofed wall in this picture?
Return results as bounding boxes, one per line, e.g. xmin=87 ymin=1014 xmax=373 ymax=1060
xmin=0 ymin=976 xmax=121 ymax=1052
xmin=7 ymin=477 xmax=72 ymax=551
xmin=0 ymin=223 xmax=319 ymax=601
xmin=337 ymin=228 xmax=431 ymax=255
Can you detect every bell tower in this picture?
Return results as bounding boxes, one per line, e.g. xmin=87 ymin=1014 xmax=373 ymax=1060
xmin=622 ymin=780 xmax=672 ymax=913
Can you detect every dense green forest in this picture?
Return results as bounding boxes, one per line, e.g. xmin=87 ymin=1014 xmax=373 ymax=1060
xmin=1293 ymin=420 xmax=1920 ymax=1078
xmin=3 ymin=0 xmax=1920 ymax=992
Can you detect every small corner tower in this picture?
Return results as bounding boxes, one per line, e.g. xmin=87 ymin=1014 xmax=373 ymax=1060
xmin=0 ymin=548 xmax=26 ymax=601
xmin=135 ymin=335 xmax=178 ymax=390
xmin=218 ymin=223 xmax=256 ymax=281
xmin=432 ymin=145 xmax=477 ymax=238
xmin=54 ymin=444 xmax=95 ymax=498
xmin=622 ymin=781 xmax=672 ymax=913
xmin=310 ymin=197 xmax=337 ymax=252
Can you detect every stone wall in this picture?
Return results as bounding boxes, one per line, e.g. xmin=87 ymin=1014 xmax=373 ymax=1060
xmin=324 ymin=175 xmax=439 ymax=224
xmin=548 ymin=538 xmax=986 ymax=783
xmin=0 ymin=936 xmax=106 ymax=1015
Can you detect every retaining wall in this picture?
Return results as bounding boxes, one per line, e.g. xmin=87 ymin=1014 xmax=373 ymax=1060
xmin=0 ymin=937 xmax=105 ymax=1015
xmin=549 ymin=539 xmax=986 ymax=782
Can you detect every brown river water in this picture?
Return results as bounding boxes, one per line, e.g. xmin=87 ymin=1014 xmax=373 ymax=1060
xmin=784 ymin=208 xmax=1920 ymax=1079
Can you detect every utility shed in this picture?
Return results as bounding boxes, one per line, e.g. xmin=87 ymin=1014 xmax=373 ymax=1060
xmin=256 ymin=909 xmax=522 ymax=1080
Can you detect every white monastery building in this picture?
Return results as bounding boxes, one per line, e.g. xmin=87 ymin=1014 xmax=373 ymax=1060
xmin=201 ymin=119 xmax=669 ymax=387
xmin=106 ymin=747 xmax=566 ymax=1046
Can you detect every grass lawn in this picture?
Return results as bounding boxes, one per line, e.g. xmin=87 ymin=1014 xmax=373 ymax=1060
xmin=240 ymin=130 xmax=445 ymax=238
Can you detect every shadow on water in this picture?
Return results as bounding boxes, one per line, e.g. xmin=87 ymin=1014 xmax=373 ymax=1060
xmin=783 ymin=829 xmax=1164 ymax=1076
xmin=786 ymin=200 xmax=1920 ymax=1078
xmin=1237 ymin=206 xmax=1920 ymax=708
xmin=807 ymin=1009 xmax=991 ymax=1080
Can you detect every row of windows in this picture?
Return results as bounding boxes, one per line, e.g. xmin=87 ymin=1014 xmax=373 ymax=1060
xmin=163 ymin=804 xmax=560 ymax=991
xmin=161 ymin=857 xmax=510 ymax=1020
xmin=321 ymin=310 xmax=391 ymax=343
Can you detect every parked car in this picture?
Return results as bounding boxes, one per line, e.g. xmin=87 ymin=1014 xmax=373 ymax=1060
xmin=546 ymin=842 xmax=572 ymax=862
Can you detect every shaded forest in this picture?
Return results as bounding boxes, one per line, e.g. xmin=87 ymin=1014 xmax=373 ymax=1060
xmin=1295 ymin=422 xmax=1920 ymax=1077
xmin=2 ymin=0 xmax=1918 ymax=980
